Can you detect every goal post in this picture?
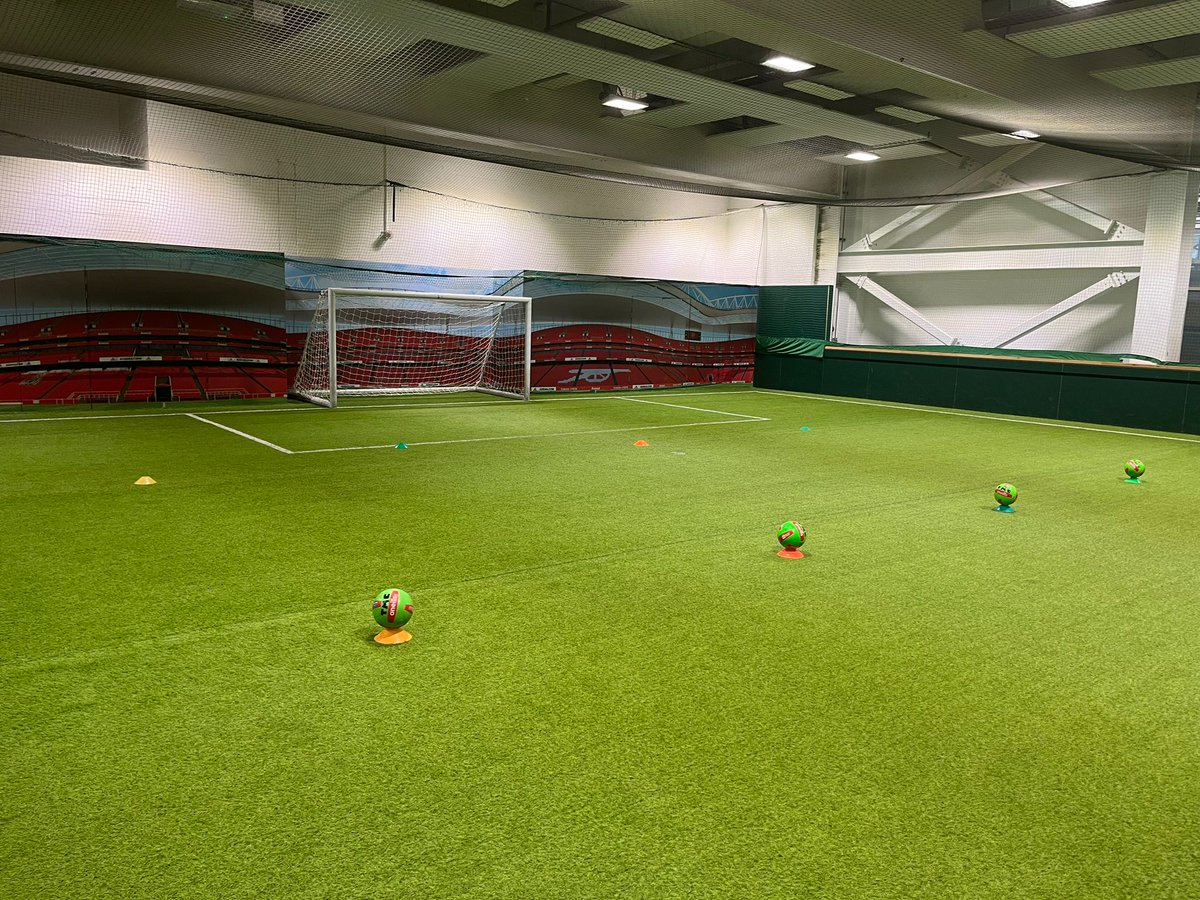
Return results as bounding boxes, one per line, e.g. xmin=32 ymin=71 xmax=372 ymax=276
xmin=291 ymin=288 xmax=533 ymax=408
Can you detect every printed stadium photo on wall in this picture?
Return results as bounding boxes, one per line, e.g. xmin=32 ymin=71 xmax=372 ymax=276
xmin=285 ymin=261 xmax=757 ymax=395
xmin=0 ymin=238 xmax=288 ymax=405
xmin=521 ymin=274 xmax=756 ymax=392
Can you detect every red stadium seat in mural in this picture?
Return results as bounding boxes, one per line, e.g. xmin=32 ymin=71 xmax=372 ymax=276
xmin=30 ymin=370 xmax=126 ymax=404
xmin=3 ymin=266 xmax=756 ymax=404
xmin=138 ymin=311 xmax=182 ymax=332
xmin=528 ymin=323 xmax=752 ymax=392
xmin=0 ymin=307 xmax=291 ymax=404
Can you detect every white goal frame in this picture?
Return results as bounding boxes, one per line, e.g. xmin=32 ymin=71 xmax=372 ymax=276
xmin=293 ymin=288 xmax=533 ymax=408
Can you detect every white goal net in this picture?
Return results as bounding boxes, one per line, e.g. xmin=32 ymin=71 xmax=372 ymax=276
xmin=291 ymin=289 xmax=532 ymax=407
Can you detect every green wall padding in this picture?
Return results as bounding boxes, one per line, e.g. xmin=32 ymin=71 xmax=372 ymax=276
xmin=755 ymin=337 xmax=827 ymax=357
xmin=862 ymin=344 xmax=1165 ymax=365
xmin=756 ymin=286 xmax=832 ymax=341
xmin=753 ymin=345 xmax=1200 ymax=435
xmin=758 ymin=339 xmax=1164 ymax=365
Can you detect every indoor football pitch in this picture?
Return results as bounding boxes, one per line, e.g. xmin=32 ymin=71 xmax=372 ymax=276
xmin=3 ymin=385 xmax=1199 ymax=899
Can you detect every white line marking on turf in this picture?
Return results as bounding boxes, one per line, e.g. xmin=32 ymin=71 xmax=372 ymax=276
xmin=291 ymin=417 xmax=770 ymax=454
xmin=0 ymin=411 xmax=197 ymax=424
xmin=185 ymin=413 xmax=294 ymax=454
xmin=0 ymin=390 xmax=755 ymax=424
xmin=614 ymin=395 xmax=770 ymax=421
xmin=749 ymin=389 xmax=1200 ymax=444
xmin=204 ymin=390 xmax=755 ymax=416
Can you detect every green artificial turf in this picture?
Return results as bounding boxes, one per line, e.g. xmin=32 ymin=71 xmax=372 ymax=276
xmin=2 ymin=386 xmax=1199 ymax=899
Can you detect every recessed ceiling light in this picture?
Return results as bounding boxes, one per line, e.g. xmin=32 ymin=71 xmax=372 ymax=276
xmin=1054 ymin=0 xmax=1109 ymax=7
xmin=1011 ymin=129 xmax=1040 ymax=139
xmin=846 ymin=150 xmax=881 ymax=162
xmin=763 ymin=54 xmax=815 ymax=74
xmin=602 ymin=95 xmax=650 ymax=112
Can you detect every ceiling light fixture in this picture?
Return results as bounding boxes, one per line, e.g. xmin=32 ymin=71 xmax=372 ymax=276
xmin=602 ymin=95 xmax=649 ymax=112
xmin=1054 ymin=0 xmax=1109 ymax=8
xmin=763 ymin=54 xmax=816 ymax=74
xmin=846 ymin=150 xmax=881 ymax=162
xmin=600 ymin=87 xmax=650 ymax=112
xmin=1011 ymin=129 xmax=1041 ymax=139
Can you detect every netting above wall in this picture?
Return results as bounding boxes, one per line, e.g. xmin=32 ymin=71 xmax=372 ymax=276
xmin=0 ymin=0 xmax=1178 ymax=206
xmin=0 ymin=76 xmax=827 ymax=287
xmin=0 ymin=69 xmax=1155 ymax=219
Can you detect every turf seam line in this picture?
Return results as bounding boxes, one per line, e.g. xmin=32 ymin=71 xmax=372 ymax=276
xmin=290 ymin=416 xmax=771 ymax=453
xmin=612 ymin=395 xmax=771 ymax=421
xmin=185 ymin=413 xmax=295 ymax=454
xmin=0 ymin=505 xmax=788 ymax=672
xmin=750 ymin=389 xmax=1200 ymax=444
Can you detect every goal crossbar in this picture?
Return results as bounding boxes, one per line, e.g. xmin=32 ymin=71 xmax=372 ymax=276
xmin=292 ymin=288 xmax=533 ymax=408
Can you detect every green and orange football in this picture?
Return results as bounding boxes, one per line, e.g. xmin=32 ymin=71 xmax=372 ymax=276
xmin=994 ymin=483 xmax=1018 ymax=507
xmin=777 ymin=521 xmax=806 ymax=549
xmin=372 ymin=588 xmax=413 ymax=629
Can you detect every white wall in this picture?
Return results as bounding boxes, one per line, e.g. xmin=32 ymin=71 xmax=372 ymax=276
xmin=0 ymin=77 xmax=818 ymax=287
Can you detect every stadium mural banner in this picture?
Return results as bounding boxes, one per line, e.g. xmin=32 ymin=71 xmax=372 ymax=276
xmin=0 ymin=236 xmax=286 ymax=404
xmin=285 ymin=260 xmax=758 ymax=392
xmin=0 ymin=241 xmax=757 ymax=405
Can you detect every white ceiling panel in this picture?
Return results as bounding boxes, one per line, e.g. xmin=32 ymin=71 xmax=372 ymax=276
xmin=633 ymin=102 xmax=736 ymax=127
xmin=785 ymin=80 xmax=854 ymax=100
xmin=960 ymin=132 xmax=1028 ymax=147
xmin=1008 ymin=0 xmax=1200 ymax=58
xmin=876 ymin=143 xmax=947 ymax=159
xmin=1093 ymin=53 xmax=1200 ymax=89
xmin=427 ymin=54 xmax=561 ymax=93
xmin=876 ymin=105 xmax=939 ymax=123
xmin=577 ymin=17 xmax=678 ymax=50
xmin=532 ymin=73 xmax=589 ymax=90
xmin=706 ymin=123 xmax=826 ymax=147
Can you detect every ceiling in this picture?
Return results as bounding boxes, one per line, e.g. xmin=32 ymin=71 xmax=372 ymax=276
xmin=0 ymin=0 xmax=1196 ymax=202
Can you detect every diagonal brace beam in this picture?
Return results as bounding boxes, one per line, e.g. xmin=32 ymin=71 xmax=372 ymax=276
xmin=992 ymin=271 xmax=1140 ymax=348
xmin=845 ymin=144 xmax=1041 ymax=251
xmin=988 ymin=173 xmax=1145 ymax=239
xmin=848 ymin=276 xmax=959 ymax=345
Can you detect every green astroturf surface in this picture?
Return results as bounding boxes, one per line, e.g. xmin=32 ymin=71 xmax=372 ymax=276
xmin=2 ymin=386 xmax=1199 ymax=899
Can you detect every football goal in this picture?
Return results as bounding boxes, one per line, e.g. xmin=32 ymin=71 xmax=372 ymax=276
xmin=291 ymin=288 xmax=533 ymax=407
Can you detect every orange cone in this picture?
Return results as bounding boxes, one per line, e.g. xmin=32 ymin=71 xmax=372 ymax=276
xmin=634 ymin=440 xmax=650 ymax=447
xmin=373 ymin=628 xmax=413 ymax=645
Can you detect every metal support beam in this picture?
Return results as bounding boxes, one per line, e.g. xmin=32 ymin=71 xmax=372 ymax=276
xmin=844 ymin=144 xmax=1041 ymax=251
xmin=992 ymin=271 xmax=1140 ymax=348
xmin=988 ymin=173 xmax=1144 ymax=240
xmin=1131 ymin=171 xmax=1200 ymax=361
xmin=848 ymin=276 xmax=959 ymax=345
xmin=839 ymin=242 xmax=1143 ymax=274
